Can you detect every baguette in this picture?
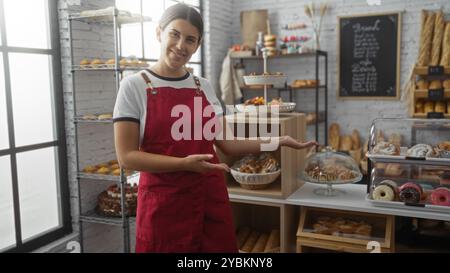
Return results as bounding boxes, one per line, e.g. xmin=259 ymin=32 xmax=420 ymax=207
xmin=251 ymin=233 xmax=269 ymax=253
xmin=440 ymin=23 xmax=450 ymax=66
xmin=264 ymin=229 xmax=280 ymax=252
xmin=431 ymin=11 xmax=444 ymax=65
xmin=418 ymin=12 xmax=435 ymax=66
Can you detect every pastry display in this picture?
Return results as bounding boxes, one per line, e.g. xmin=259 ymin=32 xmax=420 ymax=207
xmin=234 ymin=153 xmax=279 ymax=174
xmin=311 ymin=217 xmax=373 ymax=239
xmin=399 ymin=182 xmax=423 ymax=204
xmin=96 ymin=183 xmax=138 ymax=217
xmin=430 ymin=187 xmax=450 ymax=207
xmin=372 ymin=141 xmax=400 ymax=156
xmin=407 ymin=144 xmax=435 ymax=158
xmin=82 ymin=160 xmax=131 ymax=177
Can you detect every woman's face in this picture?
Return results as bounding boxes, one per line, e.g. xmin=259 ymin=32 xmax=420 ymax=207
xmin=157 ymin=19 xmax=201 ymax=70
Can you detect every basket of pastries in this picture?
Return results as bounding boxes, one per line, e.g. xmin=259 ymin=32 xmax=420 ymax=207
xmin=231 ymin=153 xmax=281 ymax=190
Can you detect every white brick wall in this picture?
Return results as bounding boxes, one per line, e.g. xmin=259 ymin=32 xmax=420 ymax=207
xmin=205 ymin=0 xmax=450 ymax=142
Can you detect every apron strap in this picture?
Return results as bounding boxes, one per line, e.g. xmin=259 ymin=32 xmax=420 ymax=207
xmin=193 ymin=75 xmax=202 ymax=95
xmin=141 ymin=71 xmax=156 ymax=94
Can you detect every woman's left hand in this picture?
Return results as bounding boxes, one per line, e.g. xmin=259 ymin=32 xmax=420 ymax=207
xmin=280 ymin=136 xmax=318 ymax=150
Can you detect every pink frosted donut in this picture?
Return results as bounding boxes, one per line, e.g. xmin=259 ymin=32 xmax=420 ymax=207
xmin=431 ymin=187 xmax=450 ymax=207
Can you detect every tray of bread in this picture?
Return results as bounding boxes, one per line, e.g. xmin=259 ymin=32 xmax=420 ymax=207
xmin=235 ymin=97 xmax=296 ymax=113
xmin=301 ymin=147 xmax=362 ymax=185
xmin=81 ymin=160 xmax=134 ymax=178
xmin=243 ymin=72 xmax=287 ymax=86
xmin=230 ymin=153 xmax=281 ymax=190
xmin=75 ymin=58 xmax=149 ymax=70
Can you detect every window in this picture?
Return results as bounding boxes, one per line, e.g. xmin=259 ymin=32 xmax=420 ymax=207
xmin=0 ymin=0 xmax=70 ymax=252
xmin=116 ymin=0 xmax=203 ymax=76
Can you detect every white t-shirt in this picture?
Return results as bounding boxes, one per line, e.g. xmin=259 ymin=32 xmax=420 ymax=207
xmin=113 ymin=69 xmax=223 ymax=146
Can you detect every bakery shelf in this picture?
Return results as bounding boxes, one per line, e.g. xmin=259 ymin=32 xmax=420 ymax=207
xmin=289 ymin=85 xmax=327 ymax=91
xmin=78 ymin=172 xmax=139 ymax=182
xmin=80 ymin=210 xmax=135 ymax=226
xmin=230 ymin=51 xmax=321 ymax=60
xmin=71 ymin=65 xmax=147 ymax=72
xmin=412 ymin=113 xmax=450 ymax=119
xmin=74 ymin=117 xmax=113 ymax=124
xmin=413 ymin=66 xmax=450 ymax=75
xmin=69 ymin=12 xmax=151 ymax=25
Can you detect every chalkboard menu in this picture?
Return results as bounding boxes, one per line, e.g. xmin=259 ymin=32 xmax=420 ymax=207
xmin=338 ymin=13 xmax=401 ymax=99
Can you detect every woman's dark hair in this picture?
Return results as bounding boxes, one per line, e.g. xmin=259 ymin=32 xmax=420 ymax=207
xmin=159 ymin=3 xmax=204 ymax=42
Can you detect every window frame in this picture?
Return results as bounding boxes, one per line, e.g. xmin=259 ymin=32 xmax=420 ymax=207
xmin=118 ymin=0 xmax=204 ymax=76
xmin=0 ymin=0 xmax=71 ymax=253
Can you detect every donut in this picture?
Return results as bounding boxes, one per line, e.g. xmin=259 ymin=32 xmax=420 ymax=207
xmin=373 ymin=141 xmax=400 ymax=155
xmin=379 ymin=180 xmax=398 ymax=195
xmin=430 ymin=187 xmax=450 ymax=207
xmin=399 ymin=182 xmax=423 ymax=203
xmin=407 ymin=144 xmax=435 ymax=158
xmin=372 ymin=185 xmax=396 ymax=201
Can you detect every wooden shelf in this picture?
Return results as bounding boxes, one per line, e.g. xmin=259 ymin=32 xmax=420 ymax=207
xmin=412 ymin=113 xmax=450 ymax=118
xmin=414 ymin=89 xmax=450 ymax=98
xmin=414 ymin=66 xmax=450 ymax=75
xmin=227 ymin=179 xmax=283 ymax=199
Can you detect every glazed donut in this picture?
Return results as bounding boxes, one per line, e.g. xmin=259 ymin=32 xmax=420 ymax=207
xmin=407 ymin=144 xmax=435 ymax=158
xmin=430 ymin=187 xmax=450 ymax=207
xmin=372 ymin=185 xmax=396 ymax=201
xmin=373 ymin=141 xmax=400 ymax=155
xmin=399 ymin=182 xmax=423 ymax=204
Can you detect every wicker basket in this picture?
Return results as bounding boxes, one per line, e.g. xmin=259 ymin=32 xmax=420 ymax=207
xmin=230 ymin=169 xmax=281 ymax=190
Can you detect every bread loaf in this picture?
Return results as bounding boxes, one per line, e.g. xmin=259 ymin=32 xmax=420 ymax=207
xmin=435 ymin=101 xmax=446 ymax=113
xmin=429 ymin=80 xmax=442 ymax=89
xmin=351 ymin=130 xmax=361 ymax=150
xmin=241 ymin=231 xmax=260 ymax=252
xmin=431 ymin=11 xmax=445 ymax=65
xmin=416 ymin=79 xmax=429 ymax=89
xmin=329 ymin=123 xmax=340 ymax=151
xmin=415 ymin=100 xmax=425 ymax=113
xmin=444 ymin=79 xmax=450 ymax=89
xmin=251 ymin=233 xmax=269 ymax=253
xmin=440 ymin=23 xmax=450 ymax=66
xmin=388 ymin=133 xmax=402 ymax=147
xmin=349 ymin=148 xmax=362 ymax=165
xmin=424 ymin=101 xmax=435 ymax=113
xmin=264 ymin=229 xmax=280 ymax=252
xmin=236 ymin=227 xmax=251 ymax=249
xmin=418 ymin=12 xmax=435 ymax=66
xmin=340 ymin=135 xmax=353 ymax=152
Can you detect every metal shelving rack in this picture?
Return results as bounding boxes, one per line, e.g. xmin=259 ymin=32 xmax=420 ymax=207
xmin=232 ymin=50 xmax=328 ymax=145
xmin=68 ymin=8 xmax=151 ymax=253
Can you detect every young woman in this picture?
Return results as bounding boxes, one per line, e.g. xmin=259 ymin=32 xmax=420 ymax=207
xmin=113 ymin=3 xmax=317 ymax=253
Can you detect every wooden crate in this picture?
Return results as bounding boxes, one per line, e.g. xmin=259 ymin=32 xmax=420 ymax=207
xmin=410 ymin=66 xmax=450 ymax=119
xmin=217 ymin=112 xmax=306 ymax=199
xmin=296 ymin=207 xmax=395 ymax=253
xmin=231 ymin=199 xmax=299 ymax=253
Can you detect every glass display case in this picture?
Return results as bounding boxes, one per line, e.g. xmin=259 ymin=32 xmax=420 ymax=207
xmin=300 ymin=147 xmax=362 ymax=196
xmin=366 ymin=118 xmax=450 ymax=213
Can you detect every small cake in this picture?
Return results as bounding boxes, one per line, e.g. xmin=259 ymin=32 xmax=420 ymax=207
xmin=97 ymin=183 xmax=138 ymax=217
xmin=399 ymin=182 xmax=423 ymax=204
xmin=372 ymin=141 xmax=400 ymax=156
xmin=82 ymin=165 xmax=97 ymax=173
xmin=407 ymin=144 xmax=435 ymax=158
xmin=80 ymin=59 xmax=90 ymax=65
xmin=96 ymin=167 xmax=110 ymax=175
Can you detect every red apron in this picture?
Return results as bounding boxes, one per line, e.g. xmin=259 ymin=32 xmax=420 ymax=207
xmin=135 ymin=71 xmax=238 ymax=253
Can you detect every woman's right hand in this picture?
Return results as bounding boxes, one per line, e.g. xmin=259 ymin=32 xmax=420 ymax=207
xmin=182 ymin=154 xmax=230 ymax=174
